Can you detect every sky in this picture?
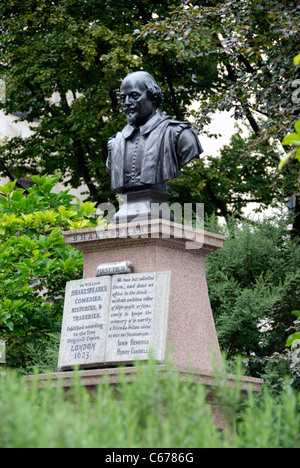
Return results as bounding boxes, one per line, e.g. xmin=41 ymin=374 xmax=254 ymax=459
xmin=199 ymin=110 xmax=249 ymax=157
xmin=196 ymin=110 xmax=284 ymax=220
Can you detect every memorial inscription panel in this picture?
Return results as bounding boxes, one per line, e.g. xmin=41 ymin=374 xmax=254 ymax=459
xmin=105 ymin=272 xmax=170 ymax=363
xmin=58 ymin=277 xmax=111 ymax=370
xmin=58 ymin=271 xmax=171 ymax=370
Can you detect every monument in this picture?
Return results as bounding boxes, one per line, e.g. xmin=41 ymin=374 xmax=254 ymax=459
xmin=30 ymin=71 xmax=263 ymax=429
xmin=56 ymin=69 xmax=262 ymax=379
xmin=58 ymin=70 xmax=220 ymax=372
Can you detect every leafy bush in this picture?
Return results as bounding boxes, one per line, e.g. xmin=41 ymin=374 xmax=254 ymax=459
xmin=206 ymin=216 xmax=300 ymax=387
xmin=0 ymin=361 xmax=299 ymax=448
xmin=0 ymin=174 xmax=99 ymax=370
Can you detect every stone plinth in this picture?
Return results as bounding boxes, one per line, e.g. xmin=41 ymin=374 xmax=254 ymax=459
xmin=63 ymin=220 xmax=225 ymax=374
xmin=25 ymin=220 xmax=263 ymax=432
xmin=25 ymin=366 xmax=263 ymax=430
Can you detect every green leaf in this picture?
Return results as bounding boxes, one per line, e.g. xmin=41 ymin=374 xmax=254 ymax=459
xmin=3 ymin=298 xmax=12 ymax=308
xmin=32 ymin=250 xmax=41 ymax=259
xmin=0 ymin=181 xmax=17 ymax=196
xmin=58 ymin=205 xmax=77 ymax=218
xmin=286 ymin=332 xmax=300 ymax=347
xmin=294 ymin=53 xmax=300 ymax=66
xmin=64 ymin=257 xmax=74 ymax=270
xmin=82 ymin=201 xmax=97 ymax=216
xmin=67 ymin=219 xmax=91 ymax=230
xmin=6 ymin=321 xmax=14 ymax=331
xmin=282 ymin=133 xmax=300 ymax=146
xmin=295 ymin=120 xmax=300 ymax=135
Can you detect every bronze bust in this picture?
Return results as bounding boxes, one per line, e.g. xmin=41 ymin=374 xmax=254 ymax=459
xmin=107 ymin=71 xmax=203 ymax=193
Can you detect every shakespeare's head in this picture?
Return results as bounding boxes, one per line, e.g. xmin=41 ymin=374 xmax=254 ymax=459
xmin=120 ymin=71 xmax=164 ymax=126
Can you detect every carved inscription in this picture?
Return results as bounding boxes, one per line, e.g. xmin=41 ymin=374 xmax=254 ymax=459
xmin=58 ymin=271 xmax=171 ymax=370
xmin=105 ymin=274 xmax=156 ymax=362
xmin=96 ymin=261 xmax=133 ymax=277
xmin=58 ymin=277 xmax=111 ymax=369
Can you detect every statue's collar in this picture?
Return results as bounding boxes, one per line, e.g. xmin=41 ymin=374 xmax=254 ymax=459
xmin=122 ymin=111 xmax=170 ymax=139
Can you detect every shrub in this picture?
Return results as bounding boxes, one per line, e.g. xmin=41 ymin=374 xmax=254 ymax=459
xmin=206 ymin=216 xmax=300 ymax=387
xmin=0 ymin=361 xmax=299 ymax=448
xmin=0 ymin=174 xmax=99 ymax=370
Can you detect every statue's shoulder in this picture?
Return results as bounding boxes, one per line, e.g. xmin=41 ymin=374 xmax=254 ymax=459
xmin=167 ymin=119 xmax=191 ymax=127
xmin=164 ymin=118 xmax=193 ymax=136
xmin=164 ymin=119 xmax=194 ymax=142
xmin=108 ymin=133 xmax=117 ymax=143
xmin=157 ymin=112 xmax=191 ymax=128
xmin=108 ymin=133 xmax=116 ymax=142
xmin=169 ymin=122 xmax=192 ymax=133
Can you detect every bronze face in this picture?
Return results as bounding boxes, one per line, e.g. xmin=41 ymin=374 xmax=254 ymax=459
xmin=120 ymin=72 xmax=156 ymax=127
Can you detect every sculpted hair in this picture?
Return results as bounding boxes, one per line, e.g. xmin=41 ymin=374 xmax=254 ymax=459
xmin=143 ymin=76 xmax=164 ymax=108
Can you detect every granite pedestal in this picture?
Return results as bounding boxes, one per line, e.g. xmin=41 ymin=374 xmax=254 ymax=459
xmin=26 ymin=219 xmax=263 ymax=430
xmin=63 ymin=219 xmax=224 ymax=373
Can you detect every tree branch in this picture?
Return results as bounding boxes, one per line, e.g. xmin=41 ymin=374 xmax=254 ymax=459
xmin=0 ymin=158 xmax=29 ymax=193
xmin=162 ymin=57 xmax=183 ymax=121
xmin=237 ymin=54 xmax=255 ymax=74
xmin=225 ymin=63 xmax=260 ymax=135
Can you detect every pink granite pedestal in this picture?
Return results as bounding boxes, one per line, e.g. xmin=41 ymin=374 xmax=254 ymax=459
xmin=63 ymin=220 xmax=224 ymax=373
xmin=25 ymin=220 xmax=263 ymax=430
xmin=25 ymin=365 xmax=263 ymax=430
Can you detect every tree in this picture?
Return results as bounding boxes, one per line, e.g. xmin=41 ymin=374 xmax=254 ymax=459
xmin=0 ymin=174 xmax=98 ymax=369
xmin=168 ymin=132 xmax=284 ymax=221
xmin=142 ymin=0 xmax=300 ymax=229
xmin=0 ymin=0 xmax=216 ymax=205
xmin=205 ymin=216 xmax=300 ymax=387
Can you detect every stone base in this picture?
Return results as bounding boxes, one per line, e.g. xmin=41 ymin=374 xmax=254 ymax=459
xmin=26 ymin=219 xmax=264 ymax=431
xmin=114 ymin=189 xmax=175 ymax=224
xmin=25 ymin=366 xmax=263 ymax=430
xmin=63 ymin=220 xmax=225 ymax=374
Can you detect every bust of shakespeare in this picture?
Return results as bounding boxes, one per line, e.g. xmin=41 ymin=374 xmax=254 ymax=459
xmin=106 ymin=71 xmax=203 ymax=193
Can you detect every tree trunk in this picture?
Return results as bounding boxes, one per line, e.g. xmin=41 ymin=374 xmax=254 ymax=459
xmin=292 ymin=195 xmax=300 ymax=238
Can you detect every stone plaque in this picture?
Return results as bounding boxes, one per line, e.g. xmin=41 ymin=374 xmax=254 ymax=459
xmin=58 ymin=276 xmax=112 ymax=370
xmin=96 ymin=261 xmax=133 ymax=277
xmin=105 ymin=272 xmax=171 ymax=363
xmin=58 ymin=271 xmax=171 ymax=370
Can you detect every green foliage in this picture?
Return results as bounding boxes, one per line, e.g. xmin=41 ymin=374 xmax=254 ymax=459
xmin=144 ymin=1 xmax=300 ymax=231
xmin=206 ymin=216 xmax=300 ymax=387
xmin=0 ymin=0 xmax=298 ymax=231
xmin=294 ymin=54 xmax=300 ymax=66
xmin=0 ymin=361 xmax=299 ymax=448
xmin=144 ymin=0 xmax=299 ymax=141
xmin=0 ymin=174 xmax=98 ymax=370
xmin=0 ymin=0 xmax=215 ymax=204
xmin=169 ymin=132 xmax=282 ymax=220
xmin=286 ymin=311 xmax=300 ymax=347
xmin=279 ymin=120 xmax=300 ymax=169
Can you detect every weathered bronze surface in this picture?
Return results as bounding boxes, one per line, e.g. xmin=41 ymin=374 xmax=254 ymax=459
xmin=107 ymin=71 xmax=203 ymax=193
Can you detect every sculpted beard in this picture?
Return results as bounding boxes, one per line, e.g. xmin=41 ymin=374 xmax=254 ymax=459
xmin=125 ymin=107 xmax=138 ymax=126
